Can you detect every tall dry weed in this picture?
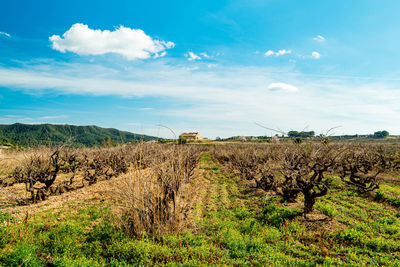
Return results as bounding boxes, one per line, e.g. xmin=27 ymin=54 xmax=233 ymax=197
xmin=114 ymin=145 xmax=200 ymax=237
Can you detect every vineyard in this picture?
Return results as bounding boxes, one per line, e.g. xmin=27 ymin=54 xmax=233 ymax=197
xmin=1 ymin=142 xmax=400 ymax=266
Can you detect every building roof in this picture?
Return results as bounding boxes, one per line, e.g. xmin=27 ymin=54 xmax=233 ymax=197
xmin=180 ymin=132 xmax=199 ymax=137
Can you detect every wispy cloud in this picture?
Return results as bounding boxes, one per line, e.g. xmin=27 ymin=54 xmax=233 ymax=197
xmin=185 ymin=51 xmax=201 ymax=61
xmin=49 ymin=23 xmax=174 ymax=60
xmin=40 ymin=115 xmax=68 ymax=120
xmin=264 ymin=49 xmax=292 ymax=57
xmin=0 ymin=31 xmax=11 ymax=38
xmin=268 ymin=82 xmax=299 ymax=92
xmin=200 ymin=52 xmax=210 ymax=58
xmin=313 ymin=35 xmax=326 ymax=42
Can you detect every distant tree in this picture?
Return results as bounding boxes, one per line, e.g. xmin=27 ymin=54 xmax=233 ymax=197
xmin=287 ymin=131 xmax=299 ymax=138
xmin=102 ymin=136 xmax=117 ymax=147
xmin=178 ymin=136 xmax=187 ymax=144
xmin=288 ymin=131 xmax=315 ymax=138
xmin=373 ymin=130 xmax=389 ymax=139
xmin=294 ymin=137 xmax=303 ymax=144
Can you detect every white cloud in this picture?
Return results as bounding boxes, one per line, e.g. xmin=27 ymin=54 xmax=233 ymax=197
xmin=0 ymin=31 xmax=11 ymax=38
xmin=153 ymin=51 xmax=167 ymax=58
xmin=313 ymin=35 xmax=326 ymax=42
xmin=185 ymin=51 xmax=201 ymax=61
xmin=40 ymin=115 xmax=68 ymax=120
xmin=49 ymin=23 xmax=174 ymax=60
xmin=264 ymin=50 xmax=274 ymax=56
xmin=268 ymin=82 xmax=299 ymax=92
xmin=276 ymin=49 xmax=292 ymax=56
xmin=200 ymin=52 xmax=210 ymax=58
xmin=312 ymin=51 xmax=321 ymax=59
xmin=264 ymin=49 xmax=291 ymax=57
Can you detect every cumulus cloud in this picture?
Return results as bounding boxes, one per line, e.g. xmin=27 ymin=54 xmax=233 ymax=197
xmin=268 ymin=82 xmax=299 ymax=92
xmin=0 ymin=31 xmax=11 ymax=38
xmin=312 ymin=51 xmax=321 ymax=59
xmin=49 ymin=23 xmax=174 ymax=60
xmin=264 ymin=49 xmax=291 ymax=57
xmin=313 ymin=35 xmax=326 ymax=42
xmin=185 ymin=51 xmax=201 ymax=61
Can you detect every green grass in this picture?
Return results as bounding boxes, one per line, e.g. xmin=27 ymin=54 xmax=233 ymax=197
xmin=1 ymin=154 xmax=400 ymax=266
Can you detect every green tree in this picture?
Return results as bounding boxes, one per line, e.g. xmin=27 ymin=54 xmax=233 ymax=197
xmin=102 ymin=136 xmax=117 ymax=147
xmin=178 ymin=136 xmax=187 ymax=144
xmin=373 ymin=130 xmax=389 ymax=139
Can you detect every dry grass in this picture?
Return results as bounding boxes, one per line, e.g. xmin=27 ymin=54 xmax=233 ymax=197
xmin=112 ymin=146 xmax=201 ymax=237
xmin=0 ymin=144 xmax=202 ymax=238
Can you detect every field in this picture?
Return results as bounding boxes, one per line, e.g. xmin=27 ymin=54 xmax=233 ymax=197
xmin=1 ymin=142 xmax=400 ymax=266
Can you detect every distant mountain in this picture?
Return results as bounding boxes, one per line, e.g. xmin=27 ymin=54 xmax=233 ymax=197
xmin=0 ymin=123 xmax=157 ymax=147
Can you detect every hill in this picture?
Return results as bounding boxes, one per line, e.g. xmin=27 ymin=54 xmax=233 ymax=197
xmin=0 ymin=123 xmax=157 ymax=147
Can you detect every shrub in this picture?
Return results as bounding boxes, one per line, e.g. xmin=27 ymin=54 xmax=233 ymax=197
xmin=387 ymin=197 xmax=400 ymax=207
xmin=115 ymin=145 xmax=200 ymax=237
xmin=374 ymin=190 xmax=386 ymax=201
xmin=294 ymin=137 xmax=303 ymax=144
xmin=178 ymin=137 xmax=187 ymax=144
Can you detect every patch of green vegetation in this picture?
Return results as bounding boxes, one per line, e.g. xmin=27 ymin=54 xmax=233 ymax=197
xmin=315 ymin=202 xmax=338 ymax=217
xmin=374 ymin=189 xmax=386 ymax=201
xmin=259 ymin=204 xmax=302 ymax=227
xmin=0 ymin=123 xmax=157 ymax=147
xmin=373 ymin=187 xmax=400 ymax=207
xmin=387 ymin=196 xmax=400 ymax=207
xmin=199 ymin=153 xmax=214 ymax=164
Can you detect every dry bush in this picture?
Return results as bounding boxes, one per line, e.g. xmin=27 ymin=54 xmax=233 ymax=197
xmin=214 ymin=142 xmax=400 ymax=217
xmin=114 ymin=145 xmax=201 ymax=237
xmin=2 ymin=144 xmax=141 ymax=203
xmin=13 ymin=148 xmax=61 ymax=203
xmin=280 ymin=144 xmax=338 ymax=215
xmin=216 ymin=143 xmax=342 ymax=215
xmin=213 ymin=144 xmax=277 ymax=189
xmin=334 ymin=144 xmax=400 ymax=193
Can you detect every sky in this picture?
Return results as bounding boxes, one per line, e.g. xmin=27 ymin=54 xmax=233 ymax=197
xmin=1 ymin=0 xmax=400 ymax=139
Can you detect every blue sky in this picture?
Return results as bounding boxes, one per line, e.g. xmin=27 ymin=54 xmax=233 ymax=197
xmin=1 ymin=0 xmax=400 ymax=138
